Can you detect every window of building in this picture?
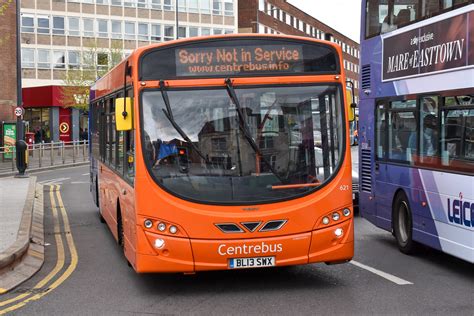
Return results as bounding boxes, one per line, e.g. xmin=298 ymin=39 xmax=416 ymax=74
xmin=178 ymin=0 xmax=186 ymax=12
xmin=83 ymin=18 xmax=94 ymax=37
xmin=21 ymin=15 xmax=35 ymax=33
xmin=150 ymin=0 xmax=161 ymax=10
xmin=21 ymin=48 xmax=35 ymax=68
xmin=224 ymin=0 xmax=233 ymax=16
xmin=211 ymin=137 xmax=227 ymax=151
xmin=137 ymin=0 xmax=147 ymax=8
xmin=52 ymin=17 xmax=65 ymax=35
xmin=200 ymin=0 xmax=211 ymax=14
xmin=188 ymin=0 xmax=198 ymax=13
xmin=201 ymin=27 xmax=211 ymax=36
xmin=96 ymin=0 xmax=108 ymax=5
xmin=164 ymin=25 xmax=174 ymax=41
xmin=224 ymin=29 xmax=233 ymax=34
xmin=163 ymin=0 xmax=173 ymax=10
xmin=258 ymin=0 xmax=264 ymax=11
xmin=178 ymin=26 xmax=187 ymax=38
xmin=53 ymin=51 xmax=66 ymax=69
xmin=189 ymin=27 xmax=199 ymax=37
xmin=111 ymin=0 xmax=122 ymax=5
xmin=68 ymin=51 xmax=80 ymax=69
xmin=213 ymin=0 xmax=221 ymax=15
xmin=68 ymin=17 xmax=80 ymax=36
xmin=124 ymin=0 xmax=135 ymax=7
xmin=138 ymin=23 xmax=149 ymax=41
xmin=125 ymin=22 xmax=136 ymax=40
xmin=37 ymin=49 xmax=50 ymax=69
xmin=97 ymin=19 xmax=108 ymax=37
xmin=285 ymin=13 xmax=291 ymax=25
xmin=151 ymin=24 xmax=162 ymax=41
xmin=37 ymin=16 xmax=50 ymax=34
xmin=112 ymin=20 xmax=122 ymax=39
xmin=213 ymin=28 xmax=223 ymax=35
xmin=97 ymin=52 xmax=109 ymax=70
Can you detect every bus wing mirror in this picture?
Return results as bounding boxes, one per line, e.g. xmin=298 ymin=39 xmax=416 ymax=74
xmin=346 ymin=90 xmax=356 ymax=122
xmin=115 ymin=97 xmax=133 ymax=131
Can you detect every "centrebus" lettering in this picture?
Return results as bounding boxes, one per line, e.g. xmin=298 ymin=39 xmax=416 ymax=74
xmin=447 ymin=198 xmax=474 ymax=228
xmin=218 ymin=242 xmax=283 ymax=256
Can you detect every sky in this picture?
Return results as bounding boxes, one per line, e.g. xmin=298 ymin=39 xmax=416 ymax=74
xmin=287 ymin=0 xmax=362 ymax=42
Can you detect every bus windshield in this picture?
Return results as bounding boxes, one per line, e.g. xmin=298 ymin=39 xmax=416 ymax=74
xmin=141 ymin=84 xmax=344 ymax=204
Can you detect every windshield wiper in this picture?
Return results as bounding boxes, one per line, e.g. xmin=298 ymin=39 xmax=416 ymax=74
xmin=224 ymin=78 xmax=284 ymax=184
xmin=159 ymin=80 xmax=209 ymax=163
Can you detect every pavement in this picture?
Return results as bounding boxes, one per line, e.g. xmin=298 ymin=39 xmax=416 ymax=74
xmin=0 ymin=175 xmax=44 ymax=294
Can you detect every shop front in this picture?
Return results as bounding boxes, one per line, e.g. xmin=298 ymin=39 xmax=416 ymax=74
xmin=22 ymin=86 xmax=86 ymax=143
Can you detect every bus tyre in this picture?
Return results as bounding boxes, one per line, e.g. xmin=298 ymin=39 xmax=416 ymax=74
xmin=393 ymin=192 xmax=417 ymax=255
xmin=117 ymin=206 xmax=124 ymax=250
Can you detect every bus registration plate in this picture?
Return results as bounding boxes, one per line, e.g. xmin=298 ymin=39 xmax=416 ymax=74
xmin=228 ymin=256 xmax=275 ymax=269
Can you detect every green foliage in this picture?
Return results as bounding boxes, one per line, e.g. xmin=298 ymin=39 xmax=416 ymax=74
xmin=0 ymin=0 xmax=14 ymax=16
xmin=61 ymin=39 xmax=124 ymax=110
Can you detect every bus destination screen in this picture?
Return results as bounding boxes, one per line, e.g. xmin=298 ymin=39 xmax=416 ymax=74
xmin=139 ymin=38 xmax=339 ymax=80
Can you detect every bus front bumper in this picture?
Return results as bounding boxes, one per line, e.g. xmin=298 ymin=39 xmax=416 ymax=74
xmin=135 ymin=219 xmax=353 ymax=273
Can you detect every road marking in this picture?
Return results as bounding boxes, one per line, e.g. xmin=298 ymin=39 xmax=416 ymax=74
xmin=350 ymin=260 xmax=413 ymax=285
xmin=0 ymin=185 xmax=78 ymax=314
xmin=81 ymin=173 xmax=89 ymax=176
xmin=71 ymin=181 xmax=89 ymax=184
xmin=38 ymin=178 xmax=70 ymax=185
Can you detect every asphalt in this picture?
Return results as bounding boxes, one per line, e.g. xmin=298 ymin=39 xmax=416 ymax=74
xmin=0 ymin=166 xmax=473 ymax=315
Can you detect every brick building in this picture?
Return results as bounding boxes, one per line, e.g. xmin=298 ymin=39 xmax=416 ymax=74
xmin=0 ymin=0 xmax=18 ymax=122
xmin=238 ymin=0 xmax=360 ymax=101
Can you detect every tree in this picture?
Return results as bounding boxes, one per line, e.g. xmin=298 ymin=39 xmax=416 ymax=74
xmin=61 ymin=39 xmax=124 ymax=110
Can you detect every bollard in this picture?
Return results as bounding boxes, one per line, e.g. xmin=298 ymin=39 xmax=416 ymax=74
xmin=72 ymin=141 xmax=76 ymax=163
xmin=62 ymin=141 xmax=65 ymax=164
xmin=50 ymin=142 xmax=54 ymax=166
xmin=39 ymin=143 xmax=42 ymax=168
xmin=15 ymin=140 xmax=28 ymax=176
xmin=82 ymin=140 xmax=86 ymax=161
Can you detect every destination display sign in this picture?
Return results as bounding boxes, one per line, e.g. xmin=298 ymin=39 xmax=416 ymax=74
xmin=382 ymin=11 xmax=473 ymax=81
xmin=140 ymin=38 xmax=339 ymax=80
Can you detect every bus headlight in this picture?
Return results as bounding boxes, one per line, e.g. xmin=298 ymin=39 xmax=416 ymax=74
xmin=157 ymin=222 xmax=166 ymax=232
xmin=144 ymin=219 xmax=153 ymax=229
xmin=332 ymin=212 xmax=340 ymax=221
xmin=334 ymin=228 xmax=343 ymax=237
xmin=322 ymin=217 xmax=330 ymax=225
xmin=343 ymin=208 xmax=351 ymax=217
xmin=154 ymin=239 xmax=165 ymax=249
xmin=169 ymin=225 xmax=178 ymax=234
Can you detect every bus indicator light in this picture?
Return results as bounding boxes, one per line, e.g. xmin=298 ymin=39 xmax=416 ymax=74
xmin=169 ymin=226 xmax=178 ymax=234
xmin=322 ymin=217 xmax=330 ymax=225
xmin=332 ymin=212 xmax=340 ymax=221
xmin=144 ymin=219 xmax=153 ymax=229
xmin=157 ymin=222 xmax=166 ymax=232
xmin=343 ymin=208 xmax=351 ymax=217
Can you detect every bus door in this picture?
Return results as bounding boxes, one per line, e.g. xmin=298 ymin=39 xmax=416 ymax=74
xmin=374 ymin=101 xmax=391 ymax=229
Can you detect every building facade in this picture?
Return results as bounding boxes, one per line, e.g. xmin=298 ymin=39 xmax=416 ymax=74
xmin=0 ymin=0 xmax=18 ymax=122
xmin=238 ymin=0 xmax=360 ymax=101
xmin=20 ymin=0 xmax=238 ymax=88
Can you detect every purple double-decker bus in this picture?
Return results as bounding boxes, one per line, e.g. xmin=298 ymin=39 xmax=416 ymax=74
xmin=359 ymin=0 xmax=473 ymax=263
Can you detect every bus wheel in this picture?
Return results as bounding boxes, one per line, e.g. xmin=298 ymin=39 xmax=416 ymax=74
xmin=393 ymin=192 xmax=417 ymax=254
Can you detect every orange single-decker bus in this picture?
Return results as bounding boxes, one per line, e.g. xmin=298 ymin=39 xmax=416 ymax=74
xmin=89 ymin=34 xmax=355 ymax=273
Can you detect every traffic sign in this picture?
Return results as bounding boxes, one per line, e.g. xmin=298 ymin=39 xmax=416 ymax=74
xmin=60 ymin=122 xmax=70 ymax=134
xmin=14 ymin=107 xmax=24 ymax=117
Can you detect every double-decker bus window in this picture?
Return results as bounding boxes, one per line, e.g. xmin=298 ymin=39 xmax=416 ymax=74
xmin=365 ymin=0 xmax=472 ymax=38
xmin=376 ymin=103 xmax=387 ymax=159
xmin=387 ymin=100 xmax=417 ymax=162
xmin=141 ymin=84 xmax=344 ymax=204
xmin=100 ymin=100 xmax=107 ymax=162
xmin=441 ymin=95 xmax=474 ymax=173
xmin=419 ymin=96 xmax=439 ymax=161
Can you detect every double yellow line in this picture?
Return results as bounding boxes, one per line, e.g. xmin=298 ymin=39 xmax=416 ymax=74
xmin=0 ymin=185 xmax=78 ymax=315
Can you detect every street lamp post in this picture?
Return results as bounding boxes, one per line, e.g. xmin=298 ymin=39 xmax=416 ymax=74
xmin=15 ymin=0 xmax=28 ymax=177
xmin=175 ymin=0 xmax=179 ymax=39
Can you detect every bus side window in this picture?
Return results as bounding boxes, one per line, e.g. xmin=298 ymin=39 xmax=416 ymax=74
xmin=125 ymin=130 xmax=135 ymax=183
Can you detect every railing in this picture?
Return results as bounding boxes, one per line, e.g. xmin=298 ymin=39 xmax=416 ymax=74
xmin=0 ymin=141 xmax=89 ymax=174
